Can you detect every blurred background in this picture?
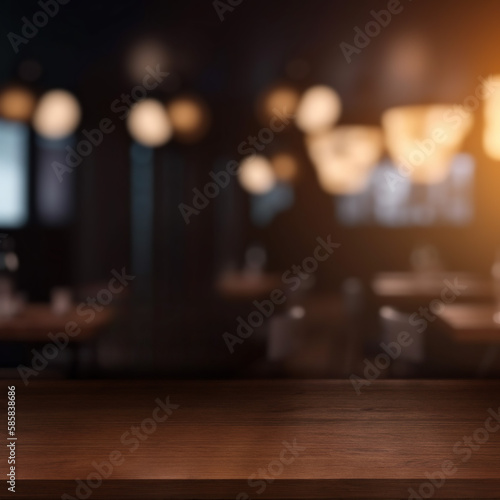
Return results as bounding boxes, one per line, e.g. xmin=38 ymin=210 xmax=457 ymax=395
xmin=2 ymin=0 xmax=500 ymax=380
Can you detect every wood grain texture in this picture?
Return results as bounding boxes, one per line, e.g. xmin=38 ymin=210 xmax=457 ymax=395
xmin=1 ymin=380 xmax=500 ymax=499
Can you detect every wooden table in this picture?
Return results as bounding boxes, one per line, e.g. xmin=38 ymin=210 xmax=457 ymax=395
xmin=2 ymin=380 xmax=500 ymax=499
xmin=372 ymin=271 xmax=493 ymax=307
xmin=0 ymin=304 xmax=114 ymax=342
xmin=436 ymin=303 xmax=500 ymax=342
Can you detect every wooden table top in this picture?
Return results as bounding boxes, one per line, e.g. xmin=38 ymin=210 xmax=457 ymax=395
xmin=0 ymin=303 xmax=114 ymax=342
xmin=372 ymin=271 xmax=493 ymax=305
xmin=436 ymin=303 xmax=500 ymax=342
xmin=2 ymin=380 xmax=500 ymax=499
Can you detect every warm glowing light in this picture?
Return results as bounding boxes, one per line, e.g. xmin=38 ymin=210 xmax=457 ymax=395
xmin=257 ymin=85 xmax=300 ymax=123
xmin=167 ymin=95 xmax=210 ymax=143
xmin=0 ymin=87 xmax=36 ymax=122
xmin=127 ymin=39 xmax=169 ymax=83
xmin=382 ymin=105 xmax=473 ymax=184
xmin=127 ymin=99 xmax=172 ymax=147
xmin=483 ymin=76 xmax=500 ymax=160
xmin=238 ymin=155 xmax=276 ymax=194
xmin=306 ymin=126 xmax=384 ymax=194
xmin=271 ymin=153 xmax=298 ymax=182
xmin=32 ymin=90 xmax=81 ymax=139
xmin=295 ymin=85 xmax=341 ymax=134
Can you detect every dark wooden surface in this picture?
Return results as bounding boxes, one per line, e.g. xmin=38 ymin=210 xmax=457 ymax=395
xmin=2 ymin=380 xmax=500 ymax=499
xmin=436 ymin=304 xmax=500 ymax=342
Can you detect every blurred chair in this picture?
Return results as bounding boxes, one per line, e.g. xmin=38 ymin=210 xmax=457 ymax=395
xmin=379 ymin=306 xmax=425 ymax=377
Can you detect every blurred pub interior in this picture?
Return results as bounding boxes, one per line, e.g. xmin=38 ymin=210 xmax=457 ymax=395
xmin=2 ymin=0 xmax=500 ymax=380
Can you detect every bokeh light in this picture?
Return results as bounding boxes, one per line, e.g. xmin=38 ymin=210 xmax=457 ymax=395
xmin=271 ymin=153 xmax=299 ymax=182
xmin=257 ymin=84 xmax=300 ymax=124
xmin=167 ymin=95 xmax=210 ymax=143
xmin=32 ymin=89 xmax=81 ymax=140
xmin=127 ymin=99 xmax=173 ymax=147
xmin=0 ymin=86 xmax=36 ymax=122
xmin=382 ymin=104 xmax=473 ymax=184
xmin=295 ymin=85 xmax=341 ymax=134
xmin=238 ymin=155 xmax=276 ymax=195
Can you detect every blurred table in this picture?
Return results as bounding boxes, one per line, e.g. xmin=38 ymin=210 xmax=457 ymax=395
xmin=0 ymin=303 xmax=114 ymax=342
xmin=372 ymin=271 xmax=493 ymax=307
xmin=215 ymin=271 xmax=283 ymax=300
xmin=436 ymin=303 xmax=500 ymax=343
xmin=4 ymin=379 xmax=500 ymax=499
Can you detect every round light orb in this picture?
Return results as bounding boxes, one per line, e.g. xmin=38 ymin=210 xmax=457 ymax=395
xmin=295 ymin=85 xmax=341 ymax=134
xmin=271 ymin=153 xmax=298 ymax=182
xmin=0 ymin=86 xmax=36 ymax=122
xmin=238 ymin=155 xmax=276 ymax=195
xmin=33 ymin=89 xmax=81 ymax=139
xmin=167 ymin=96 xmax=210 ymax=143
xmin=127 ymin=99 xmax=172 ymax=147
xmin=257 ymin=84 xmax=300 ymax=124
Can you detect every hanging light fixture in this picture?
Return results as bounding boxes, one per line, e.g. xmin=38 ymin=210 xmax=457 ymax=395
xmin=306 ymin=126 xmax=384 ymax=194
xmin=382 ymin=104 xmax=473 ymax=184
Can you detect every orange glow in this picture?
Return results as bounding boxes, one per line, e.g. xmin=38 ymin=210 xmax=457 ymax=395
xmin=483 ymin=76 xmax=500 ymax=160
xmin=257 ymin=85 xmax=300 ymax=123
xmin=382 ymin=104 xmax=473 ymax=184
xmin=306 ymin=126 xmax=383 ymax=194
xmin=0 ymin=86 xmax=36 ymax=122
xmin=167 ymin=95 xmax=210 ymax=143
xmin=271 ymin=153 xmax=298 ymax=182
